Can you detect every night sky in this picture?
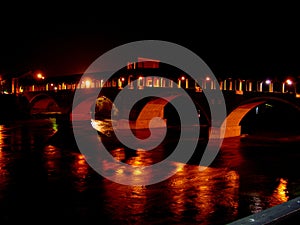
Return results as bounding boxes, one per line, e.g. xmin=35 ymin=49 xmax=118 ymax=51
xmin=1 ymin=4 xmax=300 ymax=81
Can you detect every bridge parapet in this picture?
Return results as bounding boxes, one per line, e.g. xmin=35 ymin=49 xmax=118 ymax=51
xmin=15 ymin=76 xmax=300 ymax=139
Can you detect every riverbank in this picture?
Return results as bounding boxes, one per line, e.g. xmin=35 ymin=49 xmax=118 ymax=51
xmin=240 ymin=133 xmax=300 ymax=146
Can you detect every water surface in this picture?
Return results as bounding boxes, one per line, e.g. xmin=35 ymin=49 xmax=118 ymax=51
xmin=0 ymin=118 xmax=299 ymax=224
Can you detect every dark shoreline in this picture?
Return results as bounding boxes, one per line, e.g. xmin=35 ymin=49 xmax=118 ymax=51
xmin=240 ymin=133 xmax=300 ymax=145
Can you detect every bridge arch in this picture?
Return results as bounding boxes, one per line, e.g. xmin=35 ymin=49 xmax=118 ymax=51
xmin=135 ymin=95 xmax=211 ymax=130
xmin=134 ymin=95 xmax=177 ymax=129
xmin=93 ymin=96 xmax=119 ymax=120
xmin=71 ymin=95 xmax=118 ymax=121
xmin=222 ymin=97 xmax=300 ymax=138
xmin=29 ymin=93 xmax=61 ymax=116
xmin=72 ymin=93 xmax=211 ymax=133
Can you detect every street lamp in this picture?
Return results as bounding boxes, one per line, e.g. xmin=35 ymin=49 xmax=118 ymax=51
xmin=36 ymin=73 xmax=45 ymax=80
xmin=85 ymin=79 xmax=91 ymax=88
xmin=286 ymin=79 xmax=293 ymax=85
xmin=282 ymin=78 xmax=295 ymax=93
xmin=12 ymin=71 xmax=32 ymax=94
xmin=178 ymin=75 xmax=186 ymax=88
xmin=11 ymin=70 xmax=45 ymax=94
xmin=265 ymin=79 xmax=273 ymax=92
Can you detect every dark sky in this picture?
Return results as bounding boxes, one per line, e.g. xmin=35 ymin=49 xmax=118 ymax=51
xmin=1 ymin=4 xmax=300 ymax=81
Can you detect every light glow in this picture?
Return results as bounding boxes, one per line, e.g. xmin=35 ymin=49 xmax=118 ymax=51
xmin=36 ymin=73 xmax=45 ymax=79
xmin=85 ymin=79 xmax=91 ymax=88
xmin=265 ymin=80 xmax=271 ymax=84
xmin=286 ymin=79 xmax=293 ymax=85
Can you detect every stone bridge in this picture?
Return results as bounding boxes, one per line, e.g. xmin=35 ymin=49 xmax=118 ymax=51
xmin=18 ymin=86 xmax=300 ymax=138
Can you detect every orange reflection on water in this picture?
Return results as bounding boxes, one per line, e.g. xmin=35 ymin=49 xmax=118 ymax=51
xmin=72 ymin=153 xmax=89 ymax=192
xmin=167 ymin=163 xmax=240 ymax=223
xmin=0 ymin=125 xmax=8 ymax=188
xmin=125 ymin=148 xmax=154 ymax=166
xmin=43 ymin=145 xmax=61 ymax=176
xmin=127 ymin=185 xmax=147 ymax=217
xmin=0 ymin=125 xmax=3 ymax=146
xmin=110 ymin=148 xmax=126 ymax=161
xmin=101 ymin=161 xmax=240 ymax=224
xmin=102 ymin=180 xmax=147 ymax=224
xmin=0 ymin=149 xmax=8 ymax=189
xmin=103 ymin=148 xmax=158 ymax=185
xmin=272 ymin=178 xmax=289 ymax=204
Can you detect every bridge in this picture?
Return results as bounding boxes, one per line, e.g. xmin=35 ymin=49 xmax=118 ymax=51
xmin=4 ymin=59 xmax=300 ymax=138
xmin=3 ymin=60 xmax=300 ymax=224
xmin=15 ymin=81 xmax=300 ymax=139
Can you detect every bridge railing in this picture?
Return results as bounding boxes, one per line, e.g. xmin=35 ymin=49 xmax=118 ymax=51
xmin=17 ymin=73 xmax=300 ymax=98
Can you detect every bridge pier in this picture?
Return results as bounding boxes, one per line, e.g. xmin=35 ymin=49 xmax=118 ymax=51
xmin=135 ymin=118 xmax=167 ymax=130
xmin=223 ymin=125 xmax=241 ymax=138
xmin=209 ymin=125 xmax=241 ymax=139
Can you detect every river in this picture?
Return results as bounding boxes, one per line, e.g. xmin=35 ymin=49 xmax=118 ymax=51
xmin=0 ymin=117 xmax=300 ymax=224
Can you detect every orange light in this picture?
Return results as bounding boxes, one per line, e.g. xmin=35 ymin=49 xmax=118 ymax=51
xmin=78 ymin=154 xmax=85 ymax=160
xmin=286 ymin=79 xmax=293 ymax=85
xmin=36 ymin=73 xmax=45 ymax=79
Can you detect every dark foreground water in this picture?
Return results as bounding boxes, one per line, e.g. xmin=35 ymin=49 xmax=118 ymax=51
xmin=1 ymin=118 xmax=300 ymax=224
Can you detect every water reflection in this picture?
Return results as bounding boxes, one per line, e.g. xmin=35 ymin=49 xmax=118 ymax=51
xmin=166 ymin=164 xmax=240 ymax=224
xmin=72 ymin=153 xmax=89 ymax=192
xmin=272 ymin=177 xmax=289 ymax=203
xmin=103 ymin=180 xmax=147 ymax=224
xmin=0 ymin=125 xmax=9 ymax=192
xmin=0 ymin=124 xmax=4 ymax=145
xmin=0 ymin=129 xmax=8 ymax=191
xmin=43 ymin=144 xmax=61 ymax=177
xmin=100 ymin=162 xmax=241 ymax=224
xmin=0 ymin=119 xmax=299 ymax=224
xmin=249 ymin=196 xmax=264 ymax=214
xmin=101 ymin=153 xmax=156 ymax=186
